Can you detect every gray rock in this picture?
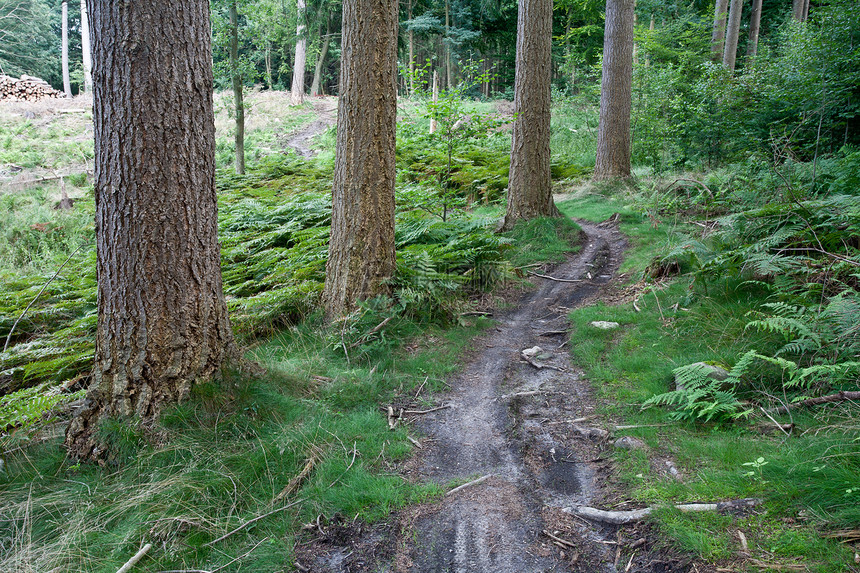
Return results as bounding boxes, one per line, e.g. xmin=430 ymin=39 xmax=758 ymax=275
xmin=589 ymin=321 xmax=620 ymax=330
xmin=614 ymin=436 xmax=649 ymax=451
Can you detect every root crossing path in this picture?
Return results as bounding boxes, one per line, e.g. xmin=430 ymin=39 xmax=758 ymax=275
xmin=407 ymin=219 xmax=627 ymax=573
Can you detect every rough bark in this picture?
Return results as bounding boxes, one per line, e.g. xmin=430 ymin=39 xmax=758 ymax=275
xmin=310 ymin=15 xmax=330 ymax=97
xmin=229 ymin=1 xmax=245 ymax=174
xmin=593 ymin=0 xmax=634 ymax=180
xmin=81 ymin=0 xmax=92 ymax=93
xmin=322 ymin=0 xmax=397 ymax=319
xmin=746 ymin=0 xmax=762 ymax=58
xmin=710 ymin=0 xmax=729 ymax=62
xmin=65 ymin=0 xmax=238 ymax=461
xmin=291 ymin=0 xmax=307 ymax=105
xmin=61 ymin=1 xmax=71 ymax=97
xmin=722 ymin=0 xmax=744 ymax=71
xmin=501 ymin=0 xmax=560 ymax=230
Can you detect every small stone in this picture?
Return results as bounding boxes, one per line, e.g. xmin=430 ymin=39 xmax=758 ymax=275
xmin=589 ymin=321 xmax=620 ymax=330
xmin=614 ymin=436 xmax=649 ymax=451
xmin=522 ymin=346 xmax=543 ymax=357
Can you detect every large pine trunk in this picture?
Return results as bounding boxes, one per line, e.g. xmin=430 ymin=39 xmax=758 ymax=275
xmin=501 ymin=0 xmax=560 ymax=230
xmin=722 ymin=0 xmax=745 ymax=71
xmin=322 ymin=0 xmax=397 ymax=319
xmin=594 ymin=0 xmax=634 ymax=180
xmin=710 ymin=0 xmax=729 ymax=62
xmin=291 ymin=0 xmax=307 ymax=105
xmin=65 ymin=0 xmax=238 ymax=461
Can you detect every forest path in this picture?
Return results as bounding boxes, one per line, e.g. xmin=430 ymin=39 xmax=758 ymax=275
xmin=283 ymin=97 xmax=337 ymax=157
xmin=399 ymin=217 xmax=628 ymax=573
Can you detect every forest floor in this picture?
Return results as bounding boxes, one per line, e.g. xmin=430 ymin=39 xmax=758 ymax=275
xmin=2 ymin=93 xmax=856 ymax=573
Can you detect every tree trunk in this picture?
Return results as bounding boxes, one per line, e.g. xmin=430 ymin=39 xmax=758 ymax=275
xmin=445 ymin=0 xmax=452 ymax=89
xmin=710 ymin=0 xmax=729 ymax=62
xmin=291 ymin=0 xmax=307 ymax=105
xmin=746 ymin=0 xmax=762 ymax=58
xmin=408 ymin=0 xmax=415 ymax=96
xmin=81 ymin=0 xmax=93 ymax=93
xmin=229 ymin=1 xmax=245 ymax=174
xmin=710 ymin=0 xmax=731 ymax=63
xmin=310 ymin=15 xmax=330 ymax=97
xmin=322 ymin=0 xmax=397 ymax=319
xmin=430 ymin=70 xmax=438 ymax=134
xmin=594 ymin=0 xmax=634 ymax=180
xmin=65 ymin=0 xmax=238 ymax=461
xmin=722 ymin=0 xmax=744 ymax=71
xmin=502 ymin=0 xmax=560 ymax=230
xmin=265 ymin=41 xmax=273 ymax=90
xmin=61 ymin=1 xmax=72 ymax=97
xmin=792 ymin=0 xmax=808 ymax=22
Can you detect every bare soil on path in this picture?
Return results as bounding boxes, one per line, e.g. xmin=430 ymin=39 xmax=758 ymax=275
xmin=295 ymin=217 xmax=698 ymax=573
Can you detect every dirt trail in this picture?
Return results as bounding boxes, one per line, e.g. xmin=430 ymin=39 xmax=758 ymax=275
xmin=283 ymin=98 xmax=337 ymax=157
xmin=405 ymin=218 xmax=627 ymax=573
xmin=295 ymin=219 xmax=633 ymax=573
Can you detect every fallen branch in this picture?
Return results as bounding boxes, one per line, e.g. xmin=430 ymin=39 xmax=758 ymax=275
xmin=117 ymin=543 xmax=153 ymax=573
xmin=521 ymin=353 xmax=566 ymax=372
xmin=272 ymin=452 xmax=318 ymax=505
xmin=564 ymin=498 xmax=762 ymax=525
xmin=404 ymin=405 xmax=450 ymax=415
xmin=772 ymin=391 xmax=860 ymax=413
xmin=614 ymin=423 xmax=675 ymax=431
xmin=407 ymin=436 xmax=422 ymax=449
xmin=349 ymin=316 xmax=392 ymax=348
xmin=528 ymin=271 xmax=583 ymax=283
xmin=758 ymin=406 xmax=792 ymax=437
xmin=446 ymin=474 xmax=492 ymax=496
xmin=542 ymin=530 xmax=576 ymax=548
xmin=204 ymin=499 xmax=304 ymax=547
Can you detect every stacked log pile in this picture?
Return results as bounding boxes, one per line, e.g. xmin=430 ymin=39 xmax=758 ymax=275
xmin=0 ymin=75 xmax=64 ymax=102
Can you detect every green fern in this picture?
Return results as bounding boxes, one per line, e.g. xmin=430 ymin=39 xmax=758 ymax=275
xmin=644 ymin=360 xmax=753 ymax=424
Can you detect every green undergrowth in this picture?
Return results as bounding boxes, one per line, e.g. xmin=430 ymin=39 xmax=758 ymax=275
xmin=0 ymin=315 xmax=494 ymax=572
xmin=1 ymin=149 xmax=585 ymax=444
xmin=563 ymin=181 xmax=859 ymax=571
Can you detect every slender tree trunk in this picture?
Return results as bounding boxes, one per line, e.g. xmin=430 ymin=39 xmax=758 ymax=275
xmin=722 ymin=0 xmax=744 ymax=71
xmin=81 ymin=0 xmax=93 ymax=93
xmin=61 ymin=0 xmax=72 ymax=97
xmin=502 ymin=0 xmax=560 ymax=230
xmin=746 ymin=0 xmax=762 ymax=58
xmin=633 ymin=13 xmax=639 ymax=66
xmin=445 ymin=0 xmax=452 ymax=89
xmin=711 ymin=0 xmax=729 ymax=62
xmin=265 ymin=41 xmax=273 ymax=90
xmin=802 ymin=0 xmax=809 ymax=22
xmin=291 ymin=0 xmax=307 ymax=105
xmin=408 ymin=0 xmax=415 ymax=96
xmin=311 ymin=20 xmax=330 ymax=97
xmin=322 ymin=0 xmax=397 ymax=319
xmin=229 ymin=1 xmax=245 ymax=174
xmin=594 ymin=0 xmax=635 ymax=180
xmin=430 ymin=70 xmax=438 ymax=134
xmin=646 ymin=13 xmax=655 ymax=66
xmin=65 ymin=0 xmax=238 ymax=461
